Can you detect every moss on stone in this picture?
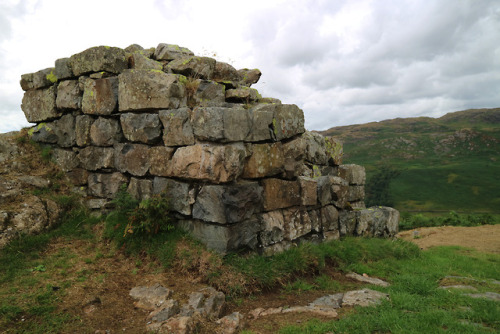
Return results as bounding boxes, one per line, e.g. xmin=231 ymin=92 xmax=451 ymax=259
xmin=46 ymin=70 xmax=58 ymax=84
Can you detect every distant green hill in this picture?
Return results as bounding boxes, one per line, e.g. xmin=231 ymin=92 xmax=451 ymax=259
xmin=321 ymin=108 xmax=500 ymax=214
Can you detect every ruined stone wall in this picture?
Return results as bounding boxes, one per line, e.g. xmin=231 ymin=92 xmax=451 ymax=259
xmin=19 ymin=43 xmax=399 ymax=254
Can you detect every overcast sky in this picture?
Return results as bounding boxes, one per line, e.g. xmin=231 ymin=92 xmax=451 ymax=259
xmin=1 ymin=0 xmax=499 ymax=133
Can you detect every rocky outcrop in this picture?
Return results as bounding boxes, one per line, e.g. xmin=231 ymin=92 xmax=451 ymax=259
xmin=18 ymin=42 xmax=399 ymax=254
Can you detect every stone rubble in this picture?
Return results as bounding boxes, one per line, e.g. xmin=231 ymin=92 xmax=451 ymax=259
xmin=17 ymin=42 xmax=400 ymax=254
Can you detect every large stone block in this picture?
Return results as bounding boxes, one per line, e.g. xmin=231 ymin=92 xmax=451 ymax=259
xmin=298 ymin=176 xmax=318 ymax=206
xmin=167 ymin=56 xmax=216 ymax=80
xmin=159 ymin=109 xmax=195 ymax=146
xmin=243 ymin=142 xmax=284 ymax=178
xmin=118 ymin=70 xmax=186 ymax=111
xmin=262 ymin=178 xmax=301 ymax=211
xmin=238 ymin=68 xmax=262 ymax=87
xmin=212 ymin=62 xmax=240 ymax=86
xmin=222 ymin=106 xmax=252 ymax=142
xmin=90 ymin=117 xmax=122 ymax=146
xmin=149 ymin=146 xmax=175 ymax=176
xmin=356 ymin=207 xmax=399 ymax=237
xmin=128 ymin=53 xmax=163 ymax=71
xmin=177 ymin=218 xmax=261 ymax=253
xmin=120 ymin=113 xmax=162 ymax=144
xmin=70 ymin=46 xmax=128 ymax=76
xmin=348 ymin=185 xmax=365 ymax=202
xmin=338 ymin=164 xmax=366 ymax=185
xmin=88 ymin=172 xmax=128 ymax=199
xmin=168 ymin=143 xmax=247 ymax=183
xmin=191 ymin=80 xmax=226 ymax=106
xmin=246 ymin=104 xmax=275 ymax=142
xmin=21 ymin=86 xmax=60 ymax=123
xmin=20 ymin=68 xmax=58 ymax=91
xmin=339 ymin=211 xmax=357 ymax=237
xmin=303 ymin=131 xmax=328 ymax=165
xmin=317 ymin=176 xmax=349 ymax=209
xmin=225 ymin=87 xmax=261 ymax=103
xmin=53 ymin=114 xmax=76 ymax=148
xmin=29 ymin=122 xmax=57 ymax=144
xmin=127 ymin=177 xmax=153 ymax=201
xmin=260 ymin=210 xmax=285 ymax=246
xmin=154 ymin=43 xmax=194 ymax=61
xmin=114 ymin=143 xmax=150 ymax=177
xmin=191 ymin=106 xmax=224 ymax=141
xmin=320 ymin=205 xmax=339 ymax=232
xmin=56 ymin=80 xmax=82 ymax=110
xmin=153 ymin=177 xmax=193 ymax=216
xmin=52 ymin=148 xmax=79 ymax=172
xmin=193 ymin=182 xmax=262 ymax=224
xmin=75 ymin=115 xmax=94 ymax=147
xmin=272 ymin=104 xmax=305 ymax=141
xmin=55 ymin=57 xmax=73 ymax=80
xmin=78 ymin=146 xmax=114 ymax=171
xmin=282 ymin=208 xmax=312 ymax=241
xmin=82 ymin=77 xmax=119 ymax=115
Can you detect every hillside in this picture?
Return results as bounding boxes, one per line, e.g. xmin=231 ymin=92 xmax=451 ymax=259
xmin=321 ymin=108 xmax=500 ymax=213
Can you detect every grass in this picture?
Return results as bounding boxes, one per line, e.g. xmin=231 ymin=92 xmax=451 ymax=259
xmin=399 ymin=211 xmax=500 ymax=231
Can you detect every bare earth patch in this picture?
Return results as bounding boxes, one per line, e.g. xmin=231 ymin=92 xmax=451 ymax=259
xmin=397 ymin=224 xmax=500 ymax=253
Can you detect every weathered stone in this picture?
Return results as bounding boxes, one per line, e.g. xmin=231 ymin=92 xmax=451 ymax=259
xmin=192 ymin=80 xmax=226 ymax=106
xmin=168 ymin=56 xmax=216 ymax=80
xmin=325 ymin=137 xmax=343 ymax=166
xmin=298 ymin=176 xmax=317 ymax=206
xmin=338 ymin=164 xmax=366 ymax=185
xmin=282 ymin=136 xmax=308 ymax=178
xmin=262 ymin=178 xmax=301 ymax=211
xmin=272 ymin=104 xmax=305 ymax=141
xmin=154 ymin=43 xmax=194 ymax=61
xmin=246 ymin=104 xmax=275 ymax=142
xmin=53 ymin=114 xmax=76 ymax=148
xmin=320 ymin=205 xmax=339 ymax=232
xmin=259 ymin=97 xmax=282 ymax=104
xmin=55 ymin=57 xmax=73 ymax=80
xmin=127 ymin=178 xmax=153 ymax=201
xmin=78 ymin=146 xmax=114 ymax=170
xmin=216 ymin=312 xmax=245 ymax=334
xmin=177 ymin=219 xmax=261 ymax=253
xmin=348 ymin=185 xmax=365 ymax=202
xmin=303 ymin=131 xmax=328 ymax=165
xmin=243 ymin=142 xmax=284 ymax=178
xmin=310 ymin=293 xmax=344 ymax=309
xmin=225 ymin=87 xmax=260 ymax=103
xmin=339 ymin=210 xmax=357 ymax=237
xmin=114 ymin=143 xmax=150 ymax=176
xmin=20 ymin=73 xmax=35 ymax=91
xmin=346 ymin=273 xmax=391 ymax=287
xmin=29 ymin=123 xmax=57 ymax=143
xmin=342 ymin=289 xmax=389 ymax=307
xmin=124 ymin=44 xmax=144 ymax=53
xmin=282 ymin=208 xmax=312 ymax=241
xmin=182 ymin=287 xmax=225 ymax=319
xmin=149 ymin=146 xmax=175 ymax=177
xmin=21 ymin=86 xmax=60 ymax=123
xmin=149 ymin=299 xmax=180 ymax=322
xmin=52 ymin=148 xmax=79 ymax=172
xmin=75 ymin=115 xmax=94 ymax=147
xmin=88 ymin=172 xmax=128 ymax=199
xmin=153 ymin=177 xmax=192 ymax=215
xmin=260 ymin=210 xmax=285 ymax=246
xmin=309 ymin=209 xmax=321 ymax=232
xmin=90 ymin=117 xmax=122 ymax=146
xmin=66 ymin=168 xmax=89 ymax=186
xmin=129 ymin=283 xmax=173 ymax=311
xmin=159 ymin=109 xmax=195 ymax=146
xmin=191 ymin=106 xmax=224 ymax=141
xmin=168 ymin=143 xmax=247 ymax=183
xmin=317 ymin=176 xmax=349 ymax=208
xmin=29 ymin=68 xmax=58 ymax=89
xmin=260 ymin=240 xmax=292 ymax=256
xmin=9 ymin=196 xmax=59 ymax=237
xmin=120 ymin=113 xmax=161 ymax=144
xmin=155 ymin=315 xmax=199 ymax=334
xmin=118 ymin=70 xmax=186 ymax=111
xmin=70 ymin=46 xmax=128 ymax=76
xmin=82 ymin=77 xmax=119 ymax=115
xmin=18 ymin=175 xmax=51 ymax=188
xmin=356 ymin=207 xmax=399 ymax=237
xmin=56 ymin=80 xmax=82 ymax=109
xmin=238 ymin=68 xmax=262 ymax=87
xmin=128 ymin=53 xmax=163 ymax=71
xmin=213 ymin=62 xmax=240 ymax=86
xmin=192 ymin=182 xmax=263 ymax=224
xmin=466 ymin=292 xmax=500 ymax=302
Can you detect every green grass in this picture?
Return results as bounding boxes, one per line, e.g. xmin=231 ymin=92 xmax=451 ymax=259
xmin=279 ymin=245 xmax=500 ymax=334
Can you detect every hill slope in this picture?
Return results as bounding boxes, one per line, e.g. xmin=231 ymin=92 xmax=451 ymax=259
xmin=321 ymin=108 xmax=500 ymax=213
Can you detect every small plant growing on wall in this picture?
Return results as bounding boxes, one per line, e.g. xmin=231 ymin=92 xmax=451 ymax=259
xmin=123 ymin=192 xmax=173 ymax=238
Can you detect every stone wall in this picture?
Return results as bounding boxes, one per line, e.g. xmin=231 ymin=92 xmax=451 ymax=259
xmin=20 ymin=43 xmax=399 ymax=254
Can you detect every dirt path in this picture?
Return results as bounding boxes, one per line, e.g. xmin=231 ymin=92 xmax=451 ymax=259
xmin=397 ymin=224 xmax=500 ymax=253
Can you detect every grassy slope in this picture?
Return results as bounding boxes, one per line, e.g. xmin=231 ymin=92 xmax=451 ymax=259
xmin=321 ymin=108 xmax=500 ymax=213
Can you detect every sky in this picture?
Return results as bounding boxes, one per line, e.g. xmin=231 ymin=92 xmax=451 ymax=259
xmin=1 ymin=0 xmax=499 ymax=133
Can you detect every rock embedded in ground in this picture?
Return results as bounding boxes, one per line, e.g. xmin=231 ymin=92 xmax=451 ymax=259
xmin=346 ymin=272 xmax=391 ymax=287
xmin=342 ymin=289 xmax=389 ymax=307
